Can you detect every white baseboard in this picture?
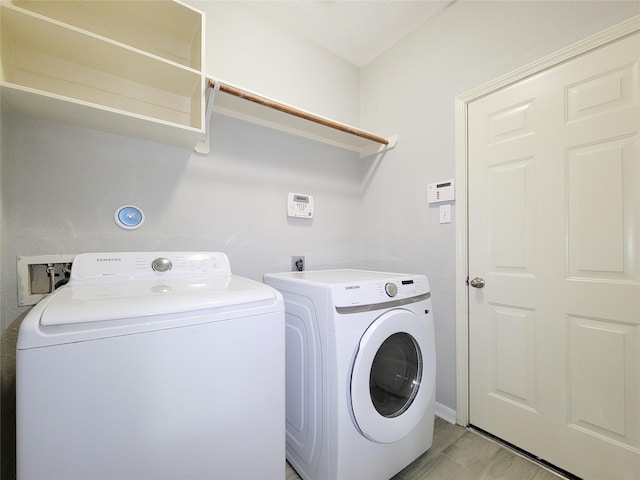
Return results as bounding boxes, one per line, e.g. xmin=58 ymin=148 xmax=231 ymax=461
xmin=434 ymin=402 xmax=457 ymax=425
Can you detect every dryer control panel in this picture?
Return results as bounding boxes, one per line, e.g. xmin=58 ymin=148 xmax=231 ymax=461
xmin=263 ymin=269 xmax=431 ymax=310
xmin=332 ymin=275 xmax=430 ymax=308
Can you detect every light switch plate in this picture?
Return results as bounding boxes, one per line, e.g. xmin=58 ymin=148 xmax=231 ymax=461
xmin=439 ymin=204 xmax=452 ymax=224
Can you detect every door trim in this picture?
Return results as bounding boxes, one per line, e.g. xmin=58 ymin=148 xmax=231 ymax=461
xmin=454 ymin=15 xmax=640 ymax=427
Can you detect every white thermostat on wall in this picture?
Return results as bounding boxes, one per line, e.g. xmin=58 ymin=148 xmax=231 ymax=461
xmin=287 ymin=193 xmax=314 ymax=218
xmin=427 ymin=180 xmax=455 ymax=204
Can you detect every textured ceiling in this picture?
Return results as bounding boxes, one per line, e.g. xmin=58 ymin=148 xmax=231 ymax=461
xmin=244 ymin=1 xmax=454 ymax=67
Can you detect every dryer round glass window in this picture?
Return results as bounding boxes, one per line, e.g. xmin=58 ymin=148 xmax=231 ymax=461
xmin=350 ymin=308 xmax=435 ymax=444
xmin=369 ymin=332 xmax=422 ymax=418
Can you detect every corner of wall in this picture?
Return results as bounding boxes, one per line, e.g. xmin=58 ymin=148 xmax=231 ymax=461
xmin=434 ymin=401 xmax=457 ymax=425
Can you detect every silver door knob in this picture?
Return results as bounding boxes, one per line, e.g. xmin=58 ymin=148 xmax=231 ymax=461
xmin=470 ymin=277 xmax=485 ymax=288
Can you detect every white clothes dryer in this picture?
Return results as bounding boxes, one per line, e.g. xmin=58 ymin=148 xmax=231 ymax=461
xmin=263 ymin=269 xmax=436 ymax=480
xmin=17 ymin=252 xmax=285 ymax=480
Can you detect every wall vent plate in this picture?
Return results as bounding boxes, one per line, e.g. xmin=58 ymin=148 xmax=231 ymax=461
xmin=115 ymin=205 xmax=144 ymax=229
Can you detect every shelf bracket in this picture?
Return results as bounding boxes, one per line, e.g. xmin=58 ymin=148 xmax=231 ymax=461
xmin=194 ymin=82 xmax=219 ymax=154
xmin=359 ymin=134 xmax=398 ymax=159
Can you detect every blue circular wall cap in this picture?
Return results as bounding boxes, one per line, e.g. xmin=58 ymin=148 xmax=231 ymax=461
xmin=115 ymin=205 xmax=144 ymax=230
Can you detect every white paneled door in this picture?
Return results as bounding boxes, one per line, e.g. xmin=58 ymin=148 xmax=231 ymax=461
xmin=468 ymin=33 xmax=639 ymax=480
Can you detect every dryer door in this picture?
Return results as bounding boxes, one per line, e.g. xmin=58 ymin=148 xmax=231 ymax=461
xmin=350 ymin=309 xmax=434 ymax=444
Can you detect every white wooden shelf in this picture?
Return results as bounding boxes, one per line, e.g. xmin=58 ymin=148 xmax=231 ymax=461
xmin=1 ymin=0 xmax=205 ymax=148
xmin=0 ymin=1 xmax=395 ymax=156
xmin=208 ymin=79 xmax=397 ymax=158
xmin=11 ymin=0 xmax=203 ymax=70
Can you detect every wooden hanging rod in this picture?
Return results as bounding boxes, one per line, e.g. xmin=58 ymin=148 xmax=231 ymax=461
xmin=208 ymin=79 xmax=389 ymax=146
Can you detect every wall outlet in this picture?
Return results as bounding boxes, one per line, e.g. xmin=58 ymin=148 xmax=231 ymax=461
xmin=291 ymin=256 xmax=305 ymax=272
xmin=17 ymin=254 xmax=76 ymax=306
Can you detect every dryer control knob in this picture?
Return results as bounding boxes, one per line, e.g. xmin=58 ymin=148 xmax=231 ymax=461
xmin=152 ymin=257 xmax=172 ymax=272
xmin=385 ymin=282 xmax=398 ymax=297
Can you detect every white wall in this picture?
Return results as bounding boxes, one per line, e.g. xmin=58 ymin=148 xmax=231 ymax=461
xmin=2 ymin=1 xmax=638 ymax=477
xmin=0 ymin=110 xmax=365 ymax=479
xmin=0 ymin=3 xmax=364 ymax=475
xmin=187 ymin=0 xmax=362 ymax=126
xmin=0 ymin=93 xmax=3 ymax=477
xmin=360 ymin=1 xmax=639 ymax=413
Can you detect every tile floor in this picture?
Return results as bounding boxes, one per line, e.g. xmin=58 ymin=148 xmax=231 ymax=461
xmin=286 ymin=417 xmax=566 ymax=480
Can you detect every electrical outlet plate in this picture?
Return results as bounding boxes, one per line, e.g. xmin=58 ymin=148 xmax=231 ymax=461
xmin=17 ymin=254 xmax=76 ymax=306
xmin=291 ymin=256 xmax=305 ymax=272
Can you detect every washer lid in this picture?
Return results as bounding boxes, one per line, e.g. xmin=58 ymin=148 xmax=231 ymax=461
xmin=39 ymin=275 xmax=276 ymax=327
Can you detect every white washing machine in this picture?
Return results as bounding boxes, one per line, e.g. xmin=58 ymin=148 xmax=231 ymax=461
xmin=17 ymin=252 xmax=285 ymax=480
xmin=263 ymin=269 xmax=436 ymax=480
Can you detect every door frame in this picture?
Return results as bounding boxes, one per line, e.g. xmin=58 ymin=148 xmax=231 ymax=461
xmin=453 ymin=15 xmax=640 ymax=427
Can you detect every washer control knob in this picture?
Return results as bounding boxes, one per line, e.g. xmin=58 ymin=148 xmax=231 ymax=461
xmin=152 ymin=257 xmax=172 ymax=272
xmin=385 ymin=282 xmax=398 ymax=297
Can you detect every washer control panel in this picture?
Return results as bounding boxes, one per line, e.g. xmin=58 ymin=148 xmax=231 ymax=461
xmin=152 ymin=257 xmax=172 ymax=272
xmin=70 ymin=252 xmax=231 ymax=281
